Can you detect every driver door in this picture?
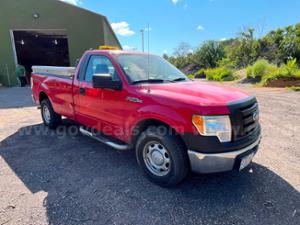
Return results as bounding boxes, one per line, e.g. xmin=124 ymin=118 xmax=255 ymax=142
xmin=76 ymin=54 xmax=125 ymax=139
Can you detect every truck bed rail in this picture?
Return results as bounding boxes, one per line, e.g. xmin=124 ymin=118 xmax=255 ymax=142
xmin=32 ymin=66 xmax=76 ymax=77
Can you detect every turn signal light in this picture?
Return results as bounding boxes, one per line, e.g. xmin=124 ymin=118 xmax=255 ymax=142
xmin=192 ymin=115 xmax=204 ymax=134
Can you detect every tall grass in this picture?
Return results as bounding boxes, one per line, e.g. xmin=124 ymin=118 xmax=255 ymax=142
xmin=189 ymin=67 xmax=236 ymax=81
xmin=246 ymin=58 xmax=300 ymax=86
xmin=261 ymin=59 xmax=300 ymax=85
xmin=205 ymin=67 xmax=235 ymax=81
xmin=246 ymin=59 xmax=276 ymax=79
xmin=189 ymin=58 xmax=300 ymax=86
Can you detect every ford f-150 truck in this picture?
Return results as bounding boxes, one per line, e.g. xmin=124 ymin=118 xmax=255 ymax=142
xmin=31 ymin=49 xmax=261 ymax=186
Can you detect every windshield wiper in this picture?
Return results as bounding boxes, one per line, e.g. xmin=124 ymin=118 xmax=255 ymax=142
xmin=132 ymin=79 xmax=168 ymax=84
xmin=172 ymin=77 xmax=187 ymax=82
xmin=132 ymin=78 xmax=187 ymax=84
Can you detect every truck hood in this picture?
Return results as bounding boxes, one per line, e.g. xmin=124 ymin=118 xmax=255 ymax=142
xmin=142 ymin=80 xmax=250 ymax=106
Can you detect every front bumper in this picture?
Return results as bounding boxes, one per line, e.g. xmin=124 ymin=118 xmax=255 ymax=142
xmin=188 ymin=137 xmax=261 ymax=174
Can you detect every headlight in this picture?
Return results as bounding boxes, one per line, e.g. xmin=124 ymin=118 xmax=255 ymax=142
xmin=192 ymin=115 xmax=232 ymax=142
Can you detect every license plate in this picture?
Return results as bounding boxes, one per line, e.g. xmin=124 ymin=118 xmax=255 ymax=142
xmin=239 ymin=153 xmax=255 ymax=171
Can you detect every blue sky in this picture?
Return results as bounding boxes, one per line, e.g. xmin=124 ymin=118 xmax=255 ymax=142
xmin=62 ymin=0 xmax=300 ymax=55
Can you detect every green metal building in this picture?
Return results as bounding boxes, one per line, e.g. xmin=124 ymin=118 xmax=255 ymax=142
xmin=0 ymin=0 xmax=121 ymax=86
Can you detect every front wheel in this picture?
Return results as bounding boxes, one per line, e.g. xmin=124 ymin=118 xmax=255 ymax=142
xmin=136 ymin=126 xmax=189 ymax=187
xmin=41 ymin=99 xmax=61 ymax=129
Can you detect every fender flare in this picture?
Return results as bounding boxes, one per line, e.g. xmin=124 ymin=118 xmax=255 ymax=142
xmin=125 ymin=105 xmax=190 ymax=143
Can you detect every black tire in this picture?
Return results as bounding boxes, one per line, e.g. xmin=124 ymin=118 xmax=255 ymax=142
xmin=136 ymin=126 xmax=189 ymax=187
xmin=41 ymin=99 xmax=61 ymax=129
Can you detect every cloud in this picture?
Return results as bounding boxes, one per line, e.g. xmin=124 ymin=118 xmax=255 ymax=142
xmin=197 ymin=25 xmax=205 ymax=31
xmin=163 ymin=49 xmax=168 ymax=54
xmin=220 ymin=38 xmax=227 ymax=41
xmin=111 ymin=22 xmax=135 ymax=36
xmin=123 ymin=45 xmax=136 ymax=50
xmin=171 ymin=0 xmax=179 ymax=4
xmin=60 ymin=0 xmax=82 ymax=5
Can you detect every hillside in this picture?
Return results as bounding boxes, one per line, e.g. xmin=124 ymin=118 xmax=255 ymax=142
xmin=164 ymin=23 xmax=300 ymax=88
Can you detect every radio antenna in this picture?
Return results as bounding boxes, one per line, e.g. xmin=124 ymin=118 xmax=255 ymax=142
xmin=147 ymin=23 xmax=150 ymax=93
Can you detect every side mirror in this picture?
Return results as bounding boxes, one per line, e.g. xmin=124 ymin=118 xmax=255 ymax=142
xmin=93 ymin=74 xmax=122 ymax=90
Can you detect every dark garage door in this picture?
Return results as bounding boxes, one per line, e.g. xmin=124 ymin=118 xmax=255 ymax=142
xmin=13 ymin=30 xmax=70 ymax=73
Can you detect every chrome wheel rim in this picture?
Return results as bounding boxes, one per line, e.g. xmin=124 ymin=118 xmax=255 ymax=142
xmin=43 ymin=105 xmax=51 ymax=124
xmin=143 ymin=141 xmax=171 ymax=176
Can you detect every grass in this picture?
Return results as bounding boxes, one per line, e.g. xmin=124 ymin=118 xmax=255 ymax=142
xmin=246 ymin=58 xmax=300 ymax=86
xmin=188 ymin=59 xmax=300 ymax=88
xmin=246 ymin=59 xmax=277 ymax=79
xmin=189 ymin=67 xmax=236 ymax=81
xmin=288 ymin=86 xmax=300 ymax=91
xmin=194 ymin=69 xmax=206 ymax=78
xmin=187 ymin=74 xmax=195 ymax=79
xmin=205 ymin=67 xmax=235 ymax=81
xmin=261 ymin=61 xmax=300 ymax=86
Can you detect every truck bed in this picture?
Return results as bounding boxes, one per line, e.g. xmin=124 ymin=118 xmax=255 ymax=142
xmin=31 ymin=67 xmax=76 ymax=119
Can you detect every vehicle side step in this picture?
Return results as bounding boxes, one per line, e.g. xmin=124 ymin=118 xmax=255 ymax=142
xmin=79 ymin=127 xmax=131 ymax=151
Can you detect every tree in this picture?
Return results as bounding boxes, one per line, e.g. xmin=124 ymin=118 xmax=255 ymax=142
xmin=167 ymin=55 xmax=191 ymax=70
xmin=193 ymin=40 xmax=225 ymax=68
xmin=259 ymin=28 xmax=284 ymax=65
xmin=173 ymin=42 xmax=193 ymax=57
xmin=279 ymin=25 xmax=300 ymax=63
xmin=259 ymin=23 xmax=300 ymax=66
xmin=165 ymin=42 xmax=195 ymax=69
xmin=230 ymin=28 xmax=260 ymax=67
xmin=165 ymin=23 xmax=300 ymax=70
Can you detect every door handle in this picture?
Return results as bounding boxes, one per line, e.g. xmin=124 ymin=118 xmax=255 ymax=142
xmin=79 ymin=87 xmax=86 ymax=95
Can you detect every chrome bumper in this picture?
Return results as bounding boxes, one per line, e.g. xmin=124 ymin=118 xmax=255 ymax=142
xmin=188 ymin=137 xmax=261 ymax=174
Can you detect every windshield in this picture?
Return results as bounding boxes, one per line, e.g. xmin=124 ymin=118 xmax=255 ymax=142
xmin=117 ymin=54 xmax=188 ymax=83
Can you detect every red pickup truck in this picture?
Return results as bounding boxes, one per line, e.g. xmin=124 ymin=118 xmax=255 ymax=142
xmin=31 ymin=50 xmax=261 ymax=186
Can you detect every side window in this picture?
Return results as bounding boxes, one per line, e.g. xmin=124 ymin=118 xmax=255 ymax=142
xmin=77 ymin=54 xmax=90 ymax=81
xmin=84 ymin=55 xmax=120 ymax=82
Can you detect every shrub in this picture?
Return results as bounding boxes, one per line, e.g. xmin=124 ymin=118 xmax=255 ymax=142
xmin=194 ymin=69 xmax=206 ymax=78
xmin=246 ymin=66 xmax=253 ymax=78
xmin=294 ymin=70 xmax=300 ymax=78
xmin=246 ymin=59 xmax=276 ymax=79
xmin=289 ymin=86 xmax=300 ymax=91
xmin=275 ymin=58 xmax=300 ymax=78
xmin=217 ymin=57 xmax=236 ymax=69
xmin=205 ymin=67 xmax=235 ymax=81
xmin=261 ymin=67 xmax=287 ymax=85
xmin=285 ymin=58 xmax=298 ymax=74
xmin=187 ymin=74 xmax=195 ymax=79
xmin=260 ymin=59 xmax=300 ymax=85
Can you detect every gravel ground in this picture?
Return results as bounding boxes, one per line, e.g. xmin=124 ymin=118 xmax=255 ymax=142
xmin=0 ymin=86 xmax=299 ymax=225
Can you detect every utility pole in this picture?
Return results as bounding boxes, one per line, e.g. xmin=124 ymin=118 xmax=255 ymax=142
xmin=140 ymin=29 xmax=145 ymax=52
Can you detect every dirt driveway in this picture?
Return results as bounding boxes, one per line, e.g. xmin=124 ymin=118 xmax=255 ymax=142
xmin=0 ymin=86 xmax=299 ymax=225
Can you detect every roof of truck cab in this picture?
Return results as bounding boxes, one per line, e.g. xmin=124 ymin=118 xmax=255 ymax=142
xmin=85 ymin=50 xmax=155 ymax=56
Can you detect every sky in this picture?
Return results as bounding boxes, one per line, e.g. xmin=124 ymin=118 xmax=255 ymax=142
xmin=61 ymin=0 xmax=300 ymax=55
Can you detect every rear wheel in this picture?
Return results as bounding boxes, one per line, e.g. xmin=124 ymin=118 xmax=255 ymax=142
xmin=136 ymin=126 xmax=189 ymax=187
xmin=41 ymin=99 xmax=61 ymax=129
